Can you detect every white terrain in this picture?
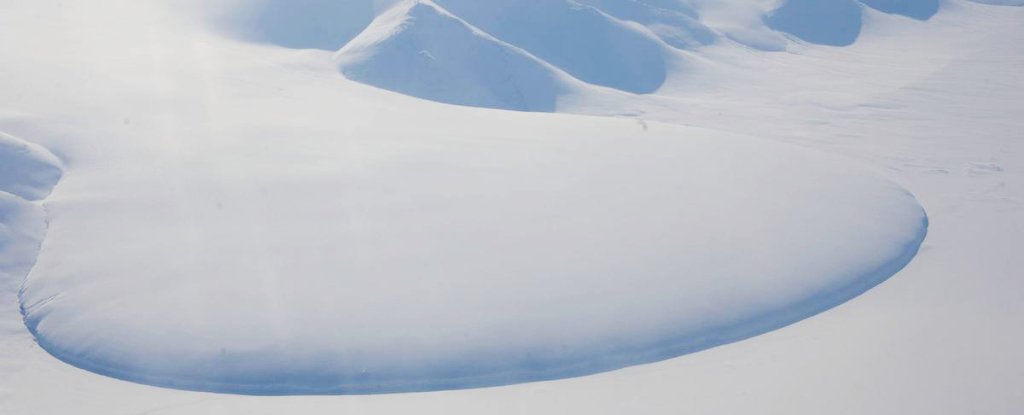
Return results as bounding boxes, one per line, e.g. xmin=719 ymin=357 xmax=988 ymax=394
xmin=0 ymin=0 xmax=1021 ymax=413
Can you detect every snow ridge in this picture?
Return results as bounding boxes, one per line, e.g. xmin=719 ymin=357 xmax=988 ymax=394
xmin=337 ymin=1 xmax=582 ymax=111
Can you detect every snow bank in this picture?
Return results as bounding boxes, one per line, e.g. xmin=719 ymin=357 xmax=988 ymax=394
xmin=0 ymin=132 xmax=60 ymax=380
xmin=434 ymin=0 xmax=669 ymax=94
xmin=337 ymin=1 xmax=579 ymax=111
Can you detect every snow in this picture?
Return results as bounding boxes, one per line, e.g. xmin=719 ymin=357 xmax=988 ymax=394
xmin=1 ymin=0 xmax=1022 ymax=412
xmin=573 ymin=0 xmax=715 ymax=49
xmin=429 ymin=0 xmax=671 ymax=93
xmin=337 ymin=0 xmax=584 ymax=111
xmin=17 ymin=109 xmax=926 ymax=394
xmin=0 ymin=132 xmax=59 ymax=409
xmin=765 ymin=0 xmax=865 ymax=46
xmin=0 ymin=133 xmax=62 ymax=202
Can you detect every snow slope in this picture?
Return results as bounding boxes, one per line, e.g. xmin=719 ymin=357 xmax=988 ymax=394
xmin=1 ymin=0 xmax=1022 ymax=412
xmin=0 ymin=131 xmax=61 ymax=407
xmin=214 ymin=0 xmax=385 ymax=51
xmin=337 ymin=1 xmax=585 ymax=111
xmin=431 ymin=0 xmax=670 ymax=94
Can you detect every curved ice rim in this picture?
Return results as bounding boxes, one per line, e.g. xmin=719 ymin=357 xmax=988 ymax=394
xmin=19 ymin=200 xmax=928 ymax=395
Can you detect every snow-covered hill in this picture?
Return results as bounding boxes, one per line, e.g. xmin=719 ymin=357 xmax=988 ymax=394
xmin=220 ymin=0 xmax=1021 ymax=109
xmin=337 ymin=1 xmax=583 ymax=111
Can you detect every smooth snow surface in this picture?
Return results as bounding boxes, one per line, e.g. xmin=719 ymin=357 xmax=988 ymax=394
xmin=18 ymin=116 xmax=925 ymax=394
xmin=216 ymin=0 xmax=383 ymax=50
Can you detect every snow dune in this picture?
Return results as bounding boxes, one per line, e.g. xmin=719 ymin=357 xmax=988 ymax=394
xmin=217 ymin=0 xmax=1009 ymax=110
xmin=337 ymin=1 xmax=580 ymax=111
xmin=336 ymin=0 xmax=670 ymax=109
xmin=432 ymin=0 xmax=670 ymax=94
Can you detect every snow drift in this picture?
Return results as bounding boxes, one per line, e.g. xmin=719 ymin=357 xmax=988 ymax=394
xmin=430 ymin=0 xmax=669 ymax=94
xmin=0 ymin=132 xmax=62 ymax=201
xmin=19 ymin=110 xmax=927 ymax=394
xmin=216 ymin=0 xmax=1012 ymax=109
xmin=337 ymin=1 xmax=580 ymax=111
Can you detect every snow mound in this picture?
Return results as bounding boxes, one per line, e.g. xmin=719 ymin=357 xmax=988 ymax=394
xmin=213 ymin=0 xmax=1022 ymax=109
xmin=861 ymin=0 xmax=940 ymax=20
xmin=765 ymin=0 xmax=865 ymax=47
xmin=433 ymin=0 xmax=669 ymax=93
xmin=0 ymin=132 xmax=62 ymax=201
xmin=337 ymin=1 xmax=581 ymax=111
xmin=765 ymin=0 xmax=950 ymax=46
xmin=20 ymin=114 xmax=927 ymax=394
xmin=573 ymin=0 xmax=716 ymax=49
